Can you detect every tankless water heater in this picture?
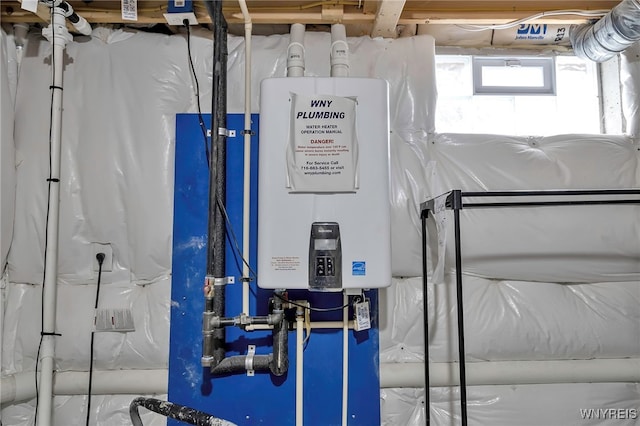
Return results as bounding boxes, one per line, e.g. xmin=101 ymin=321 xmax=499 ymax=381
xmin=257 ymin=77 xmax=391 ymax=291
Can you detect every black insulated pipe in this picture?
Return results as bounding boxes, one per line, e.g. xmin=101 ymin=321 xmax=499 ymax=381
xmin=203 ymin=0 xmax=228 ymax=369
xmin=211 ymin=354 xmax=272 ymax=375
xmin=269 ymin=295 xmax=288 ymax=376
xmin=209 ymin=297 xmax=289 ymax=377
xmin=129 ymin=397 xmax=231 ymax=426
xmin=56 ymin=1 xmax=80 ymax=23
xmin=570 ymin=0 xmax=640 ymax=62
xmin=201 ymin=1 xmax=289 ymax=379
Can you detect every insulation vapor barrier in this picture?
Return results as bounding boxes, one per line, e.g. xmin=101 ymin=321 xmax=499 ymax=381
xmin=381 ymin=383 xmax=640 ymax=426
xmin=1 ymin=27 xmax=436 ymax=425
xmin=380 ymin=277 xmax=640 ymax=363
xmin=1 ymin=22 xmax=639 ymax=426
xmin=392 ymin=132 xmax=640 ymax=279
xmin=1 ymin=29 xmax=16 ymax=271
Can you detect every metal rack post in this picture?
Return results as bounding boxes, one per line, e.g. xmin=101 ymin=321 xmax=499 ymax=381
xmin=420 ymin=188 xmax=640 ymax=426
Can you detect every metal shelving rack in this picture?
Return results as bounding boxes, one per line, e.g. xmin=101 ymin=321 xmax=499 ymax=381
xmin=419 ymin=189 xmax=640 ymax=426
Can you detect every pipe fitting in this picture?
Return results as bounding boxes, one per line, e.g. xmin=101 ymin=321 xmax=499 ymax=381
xmin=268 ymin=310 xmax=284 ymax=325
xmin=202 ymin=311 xmax=214 ymax=331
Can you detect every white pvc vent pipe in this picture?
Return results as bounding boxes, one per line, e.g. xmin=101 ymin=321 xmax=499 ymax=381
xmin=37 ymin=7 xmax=72 ymax=426
xmin=287 ymin=23 xmax=306 ymax=77
xmin=330 ymin=24 xmax=349 ymax=77
xmin=380 ymin=358 xmax=640 ymax=388
xmin=570 ymin=0 xmax=640 ymax=62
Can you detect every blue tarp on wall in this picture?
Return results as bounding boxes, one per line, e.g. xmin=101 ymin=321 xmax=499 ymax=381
xmin=169 ymin=113 xmax=380 ymax=426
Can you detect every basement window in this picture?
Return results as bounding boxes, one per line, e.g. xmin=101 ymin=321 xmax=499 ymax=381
xmin=472 ymin=57 xmax=556 ymax=95
xmin=435 ymin=54 xmax=606 ymax=136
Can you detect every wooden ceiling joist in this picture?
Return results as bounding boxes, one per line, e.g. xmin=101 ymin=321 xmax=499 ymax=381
xmin=371 ymin=0 xmax=406 ymax=38
xmin=0 ymin=0 xmax=620 ymax=35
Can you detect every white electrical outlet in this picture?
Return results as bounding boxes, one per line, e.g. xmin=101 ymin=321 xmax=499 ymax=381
xmin=91 ymin=242 xmax=113 ymax=272
xmin=163 ymin=12 xmax=198 ymax=26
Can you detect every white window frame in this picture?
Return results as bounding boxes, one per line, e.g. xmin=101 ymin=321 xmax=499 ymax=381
xmin=472 ymin=56 xmax=557 ymax=95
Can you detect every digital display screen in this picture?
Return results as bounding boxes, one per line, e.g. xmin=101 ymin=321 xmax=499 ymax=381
xmin=314 ymin=238 xmax=337 ymax=251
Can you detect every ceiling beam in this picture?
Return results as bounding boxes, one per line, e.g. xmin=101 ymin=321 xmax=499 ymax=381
xmin=321 ymin=3 xmax=344 ymax=22
xmin=371 ymin=0 xmax=406 ymax=38
xmin=1 ymin=0 xmax=617 ymax=26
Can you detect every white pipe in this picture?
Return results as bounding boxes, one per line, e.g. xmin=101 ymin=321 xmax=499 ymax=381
xmin=238 ymin=0 xmax=252 ymax=316
xmin=330 ymin=24 xmax=349 ymax=77
xmin=37 ymin=8 xmax=72 ymax=426
xmin=287 ymin=23 xmax=306 ymax=77
xmin=341 ymin=292 xmax=349 ymax=426
xmin=246 ymin=320 xmax=354 ymax=331
xmin=13 ymin=23 xmax=29 ymax=69
xmin=295 ymin=315 xmax=304 ymax=426
xmin=379 ymin=358 xmax=640 ymax=388
xmin=1 ymin=369 xmax=168 ymax=405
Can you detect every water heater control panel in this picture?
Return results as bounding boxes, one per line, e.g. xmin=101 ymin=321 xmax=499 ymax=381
xmin=309 ymin=222 xmax=342 ymax=290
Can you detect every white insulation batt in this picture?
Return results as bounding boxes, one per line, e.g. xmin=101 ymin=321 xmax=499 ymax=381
xmin=1 ymin=24 xmax=639 ymax=426
xmin=1 ymin=29 xmax=16 ymax=274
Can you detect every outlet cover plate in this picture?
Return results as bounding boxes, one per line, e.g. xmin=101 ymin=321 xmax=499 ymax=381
xmin=91 ymin=242 xmax=113 ymax=272
xmin=163 ymin=12 xmax=198 ymax=26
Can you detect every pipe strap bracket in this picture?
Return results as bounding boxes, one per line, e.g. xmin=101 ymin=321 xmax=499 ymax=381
xmin=245 ymin=345 xmax=256 ymax=376
xmin=213 ymin=276 xmax=235 ymax=286
xmin=206 ymin=128 xmax=236 ymax=137
xmin=219 ymin=127 xmax=236 ymax=137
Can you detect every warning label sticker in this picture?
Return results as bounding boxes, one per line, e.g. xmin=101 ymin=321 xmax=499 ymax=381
xmin=271 ymin=256 xmax=301 ymax=271
xmin=286 ymin=93 xmax=359 ymax=192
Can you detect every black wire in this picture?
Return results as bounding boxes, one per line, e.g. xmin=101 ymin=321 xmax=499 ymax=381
xmin=86 ymin=257 xmax=104 ymax=426
xmin=184 ymin=20 xmax=210 ymax=169
xmin=274 ymin=292 xmax=351 ymax=312
xmin=216 ymin=195 xmax=257 ymax=281
xmin=35 ymin=6 xmax=56 ymax=423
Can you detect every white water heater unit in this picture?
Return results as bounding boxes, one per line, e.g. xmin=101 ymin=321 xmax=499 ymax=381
xmin=257 ymin=77 xmax=391 ymax=291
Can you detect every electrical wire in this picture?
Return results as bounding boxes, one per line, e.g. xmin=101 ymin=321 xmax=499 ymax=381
xmin=274 ymin=292 xmax=352 ymax=312
xmin=456 ymin=9 xmax=609 ymax=32
xmin=35 ymin=6 xmax=56 ymax=423
xmin=184 ymin=20 xmax=210 ymax=169
xmin=85 ymin=254 xmax=105 ymax=426
xmin=216 ymin=195 xmax=257 ymax=281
